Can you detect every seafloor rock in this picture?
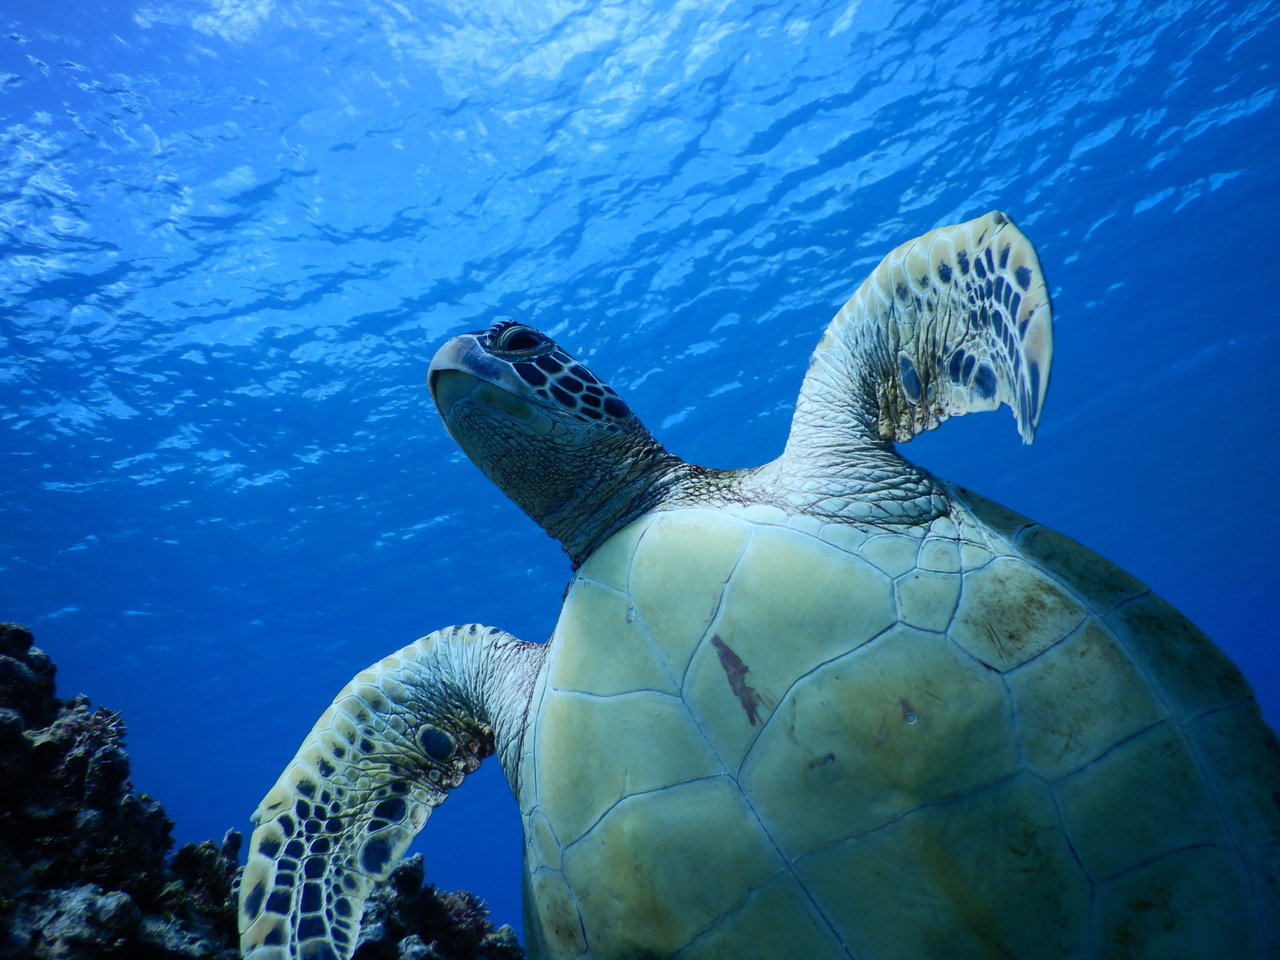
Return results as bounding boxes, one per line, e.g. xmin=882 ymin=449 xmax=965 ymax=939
xmin=353 ymin=855 xmax=523 ymax=960
xmin=0 ymin=623 xmax=240 ymax=960
xmin=0 ymin=623 xmax=524 ymax=960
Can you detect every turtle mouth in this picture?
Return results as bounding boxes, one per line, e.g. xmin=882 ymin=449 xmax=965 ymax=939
xmin=430 ymin=369 xmax=536 ymax=424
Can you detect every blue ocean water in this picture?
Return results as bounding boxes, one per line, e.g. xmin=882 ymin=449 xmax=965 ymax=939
xmin=2 ymin=0 xmax=1277 ymax=941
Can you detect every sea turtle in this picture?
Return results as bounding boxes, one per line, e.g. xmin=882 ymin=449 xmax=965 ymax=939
xmin=239 ymin=211 xmax=1280 ymax=960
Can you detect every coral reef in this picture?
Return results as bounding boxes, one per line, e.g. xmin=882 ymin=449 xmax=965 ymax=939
xmin=0 ymin=621 xmax=240 ymax=959
xmin=352 ymin=855 xmax=522 ymax=960
xmin=0 ymin=624 xmax=523 ymax=960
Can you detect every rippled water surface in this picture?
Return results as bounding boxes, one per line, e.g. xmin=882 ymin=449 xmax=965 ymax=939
xmin=3 ymin=0 xmax=1278 ymax=937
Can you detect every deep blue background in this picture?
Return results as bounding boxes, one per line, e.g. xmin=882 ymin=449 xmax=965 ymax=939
xmin=2 ymin=0 xmax=1277 ymax=941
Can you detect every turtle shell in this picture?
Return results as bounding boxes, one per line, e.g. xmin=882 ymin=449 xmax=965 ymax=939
xmin=517 ymin=492 xmax=1280 ymax=960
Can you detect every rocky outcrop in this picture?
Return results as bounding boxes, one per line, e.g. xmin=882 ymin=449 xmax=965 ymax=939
xmin=353 ymin=855 xmax=522 ymax=960
xmin=0 ymin=623 xmax=523 ymax=960
xmin=0 ymin=621 xmax=240 ymax=959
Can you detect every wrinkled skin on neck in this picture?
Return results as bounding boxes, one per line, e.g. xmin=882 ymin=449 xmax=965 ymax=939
xmin=756 ymin=344 xmax=947 ymax=523
xmin=441 ymin=388 xmax=694 ymax=568
xmin=429 ymin=325 xmax=709 ymax=568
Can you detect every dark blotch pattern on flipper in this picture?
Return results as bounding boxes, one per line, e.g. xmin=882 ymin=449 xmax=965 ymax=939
xmin=361 ymin=836 xmax=393 ymax=875
xmin=297 ymin=914 xmax=326 ymax=940
xmin=419 ymin=725 xmax=456 ymax=762
xmin=899 ymin=355 xmax=923 ymax=403
xmin=245 ymin=879 xmax=268 ymax=919
xmin=374 ymin=797 xmax=408 ymax=822
xmin=974 ymin=363 xmax=997 ymax=400
xmin=1015 ymin=264 xmax=1033 ymax=290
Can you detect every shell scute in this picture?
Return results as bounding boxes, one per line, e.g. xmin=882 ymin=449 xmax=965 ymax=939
xmin=1094 ymin=845 xmax=1261 ymax=959
xmin=861 ymin=533 xmax=921 ymax=577
xmin=681 ymin=522 xmax=896 ymax=771
xmin=1104 ymin=592 xmax=1253 ymax=722
xmin=561 ymin=777 xmax=782 ymax=960
xmin=1015 ymin=522 xmax=1147 ymax=614
xmin=625 ymin=509 xmax=751 ymax=681
xmin=951 ymin=486 xmax=1034 ymax=540
xmin=1184 ymin=701 xmax=1280 ymax=848
xmin=797 ymin=772 xmax=1090 ymax=960
xmin=1006 ymin=618 xmax=1166 ymax=780
xmin=524 ymin=867 xmax=587 ymax=959
xmin=917 ymin=535 xmax=961 ymax=574
xmin=548 ymin=576 xmax=674 ymax=697
xmin=533 ymin=689 xmax=721 ymax=847
xmin=894 ymin=569 xmax=960 ymax=633
xmin=951 ymin=555 xmax=1085 ymax=671
xmin=1054 ymin=720 xmax=1226 ymax=883
xmin=681 ymin=874 xmax=849 ymax=960
xmin=740 ymin=624 xmax=1019 ymax=855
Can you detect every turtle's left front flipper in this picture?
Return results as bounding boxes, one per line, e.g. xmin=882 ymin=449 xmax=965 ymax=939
xmin=239 ymin=624 xmax=542 ymax=960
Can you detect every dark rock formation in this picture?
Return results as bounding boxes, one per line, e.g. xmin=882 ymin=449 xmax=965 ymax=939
xmin=0 ymin=622 xmax=240 ymax=959
xmin=353 ymin=855 xmax=522 ymax=960
xmin=0 ymin=623 xmax=524 ymax=960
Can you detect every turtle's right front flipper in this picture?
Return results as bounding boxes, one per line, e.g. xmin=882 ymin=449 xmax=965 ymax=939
xmin=239 ymin=624 xmax=542 ymax=960
xmin=793 ymin=210 xmax=1053 ymax=449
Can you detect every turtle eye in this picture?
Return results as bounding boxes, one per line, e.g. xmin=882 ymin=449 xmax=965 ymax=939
xmin=493 ymin=324 xmax=551 ymax=358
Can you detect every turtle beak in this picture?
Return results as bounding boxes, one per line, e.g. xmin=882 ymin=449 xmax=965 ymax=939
xmin=427 ymin=335 xmax=537 ymax=425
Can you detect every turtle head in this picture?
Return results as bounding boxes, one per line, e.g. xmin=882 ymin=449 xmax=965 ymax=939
xmin=428 ymin=321 xmax=686 ymax=567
